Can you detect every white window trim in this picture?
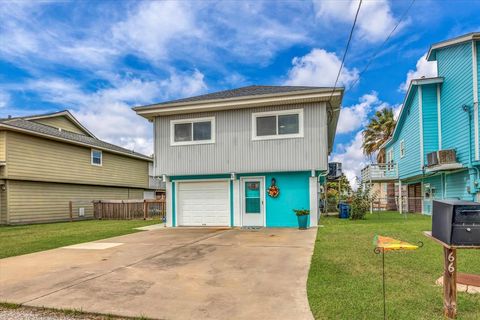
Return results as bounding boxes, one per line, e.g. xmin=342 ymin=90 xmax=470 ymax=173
xmin=400 ymin=140 xmax=405 ymax=158
xmin=91 ymin=149 xmax=102 ymax=166
xmin=386 ymin=148 xmax=393 ymax=163
xmin=170 ymin=116 xmax=216 ymax=146
xmin=251 ymin=108 xmax=304 ymax=141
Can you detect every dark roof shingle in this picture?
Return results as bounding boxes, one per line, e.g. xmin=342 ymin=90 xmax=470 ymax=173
xmin=2 ymin=119 xmax=151 ymax=160
xmin=148 ymin=85 xmax=333 ymax=106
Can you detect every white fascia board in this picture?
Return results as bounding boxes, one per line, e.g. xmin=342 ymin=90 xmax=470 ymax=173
xmin=427 ymin=33 xmax=480 ymax=61
xmin=134 ymin=90 xmax=343 ymax=118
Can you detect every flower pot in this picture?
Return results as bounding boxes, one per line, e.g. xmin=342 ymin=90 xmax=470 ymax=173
xmin=297 ymin=214 xmax=309 ymax=230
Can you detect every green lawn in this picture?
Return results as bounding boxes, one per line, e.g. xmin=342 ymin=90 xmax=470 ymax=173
xmin=0 ymin=219 xmax=161 ymax=259
xmin=308 ymin=212 xmax=480 ymax=320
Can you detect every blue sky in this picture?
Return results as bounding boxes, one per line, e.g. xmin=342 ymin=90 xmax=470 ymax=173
xmin=1 ymin=0 xmax=479 ymax=183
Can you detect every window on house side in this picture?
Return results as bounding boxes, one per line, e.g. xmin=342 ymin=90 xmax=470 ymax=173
xmin=400 ymin=140 xmax=405 ymax=158
xmin=253 ymin=109 xmax=303 ymax=140
xmin=171 ymin=117 xmax=215 ymax=145
xmin=91 ymin=149 xmax=102 ymax=166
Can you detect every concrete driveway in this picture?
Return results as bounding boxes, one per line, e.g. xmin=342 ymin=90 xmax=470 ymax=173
xmin=0 ymin=227 xmax=316 ymax=320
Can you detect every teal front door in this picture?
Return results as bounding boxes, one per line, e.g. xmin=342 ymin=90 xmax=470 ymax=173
xmin=241 ymin=177 xmax=265 ymax=226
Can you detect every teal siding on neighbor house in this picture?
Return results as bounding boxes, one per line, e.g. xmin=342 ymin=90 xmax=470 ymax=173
xmin=445 ymin=170 xmax=473 ymax=201
xmin=422 ymin=84 xmax=439 ymax=164
xmin=437 ymin=42 xmax=474 ymax=165
xmin=396 ymin=88 xmax=422 ymax=179
xmin=423 ymin=174 xmax=443 ymax=215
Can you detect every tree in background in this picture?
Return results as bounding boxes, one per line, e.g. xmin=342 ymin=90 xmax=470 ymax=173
xmin=362 ymin=108 xmax=396 ymax=163
xmin=326 ymin=174 xmax=352 ymax=212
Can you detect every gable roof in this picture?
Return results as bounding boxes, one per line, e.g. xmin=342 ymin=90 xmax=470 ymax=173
xmin=133 ymin=85 xmax=344 ymax=153
xmin=427 ymin=32 xmax=480 ymax=61
xmin=2 ymin=110 xmax=97 ymax=138
xmin=382 ymin=77 xmax=444 ymax=149
xmin=0 ymin=113 xmax=152 ymax=161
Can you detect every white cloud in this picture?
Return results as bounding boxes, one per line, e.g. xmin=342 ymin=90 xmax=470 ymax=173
xmin=111 ymin=1 xmax=200 ymax=62
xmin=399 ymin=53 xmax=437 ymax=92
xmin=313 ymin=0 xmax=403 ymax=43
xmin=0 ymin=91 xmax=10 ymax=108
xmin=337 ymin=91 xmax=396 ymax=134
xmin=331 ymin=131 xmax=367 ymax=189
xmin=10 ymin=70 xmax=207 ymax=155
xmin=284 ymin=49 xmax=359 ymax=88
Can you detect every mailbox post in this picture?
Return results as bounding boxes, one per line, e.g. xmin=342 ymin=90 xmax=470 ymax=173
xmin=424 ymin=231 xmax=480 ymax=319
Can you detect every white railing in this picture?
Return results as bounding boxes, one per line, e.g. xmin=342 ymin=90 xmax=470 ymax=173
xmin=361 ymin=163 xmax=398 ymax=182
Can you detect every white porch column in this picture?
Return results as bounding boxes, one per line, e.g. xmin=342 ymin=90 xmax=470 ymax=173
xmin=166 ymin=181 xmax=173 ymax=227
xmin=232 ymin=179 xmax=241 ymax=227
xmin=398 ymin=180 xmax=403 ymax=214
xmin=309 ymin=177 xmax=319 ymax=227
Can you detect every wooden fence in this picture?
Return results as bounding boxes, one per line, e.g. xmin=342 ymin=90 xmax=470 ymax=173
xmin=93 ymin=199 xmax=166 ymax=220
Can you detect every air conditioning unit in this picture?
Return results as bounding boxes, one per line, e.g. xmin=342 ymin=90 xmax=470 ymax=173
xmin=427 ymin=151 xmax=438 ymax=167
xmin=328 ymin=162 xmax=342 ymax=180
xmin=426 ymin=149 xmax=457 ymax=167
xmin=438 ymin=149 xmax=456 ymax=164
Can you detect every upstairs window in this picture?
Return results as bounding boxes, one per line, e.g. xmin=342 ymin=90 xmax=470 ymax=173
xmin=170 ymin=117 xmax=215 ymax=146
xmin=252 ymin=109 xmax=303 ymax=140
xmin=400 ymin=140 xmax=405 ymax=158
xmin=91 ymin=149 xmax=102 ymax=166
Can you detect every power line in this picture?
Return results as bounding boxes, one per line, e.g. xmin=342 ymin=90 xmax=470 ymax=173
xmin=349 ymin=0 xmax=416 ymax=89
xmin=328 ymin=0 xmax=363 ymax=103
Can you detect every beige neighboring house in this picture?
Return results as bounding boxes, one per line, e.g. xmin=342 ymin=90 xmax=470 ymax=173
xmin=0 ymin=110 xmax=152 ymax=225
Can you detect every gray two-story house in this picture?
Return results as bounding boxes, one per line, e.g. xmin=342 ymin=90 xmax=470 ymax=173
xmin=134 ymin=85 xmax=343 ymax=227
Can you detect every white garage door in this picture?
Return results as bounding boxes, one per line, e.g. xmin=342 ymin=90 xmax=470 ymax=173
xmin=177 ymin=181 xmax=230 ymax=226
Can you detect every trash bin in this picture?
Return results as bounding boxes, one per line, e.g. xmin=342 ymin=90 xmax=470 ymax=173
xmin=338 ymin=203 xmax=351 ymax=219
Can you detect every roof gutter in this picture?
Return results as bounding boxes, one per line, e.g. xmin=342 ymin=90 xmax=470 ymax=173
xmin=0 ymin=123 xmax=153 ymax=162
xmin=133 ymin=89 xmax=344 ymax=120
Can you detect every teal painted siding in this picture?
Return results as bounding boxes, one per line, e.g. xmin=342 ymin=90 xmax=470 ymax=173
xmin=229 ymin=180 xmax=234 ymax=227
xmin=265 ymin=172 xmax=310 ymax=227
xmin=172 ymin=171 xmax=311 ymax=227
xmin=423 ymin=174 xmax=443 ymax=215
xmin=437 ymin=42 xmax=474 ymax=165
xmin=445 ymin=170 xmax=473 ymax=200
xmin=172 ymin=181 xmax=176 ymax=227
xmin=396 ymin=88 xmax=422 ymax=179
xmin=422 ymin=84 xmax=439 ymax=163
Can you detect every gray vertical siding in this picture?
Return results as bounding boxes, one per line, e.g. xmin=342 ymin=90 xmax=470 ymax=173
xmin=155 ymin=102 xmax=328 ymax=175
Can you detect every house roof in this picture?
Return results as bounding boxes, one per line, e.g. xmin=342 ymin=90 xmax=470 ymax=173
xmin=427 ymin=32 xmax=480 ymax=61
xmin=133 ymin=85 xmax=344 ymax=153
xmin=1 ymin=110 xmax=97 ymax=138
xmin=139 ymin=85 xmax=335 ymax=106
xmin=382 ymin=77 xmax=444 ymax=149
xmin=0 ymin=112 xmax=152 ymax=161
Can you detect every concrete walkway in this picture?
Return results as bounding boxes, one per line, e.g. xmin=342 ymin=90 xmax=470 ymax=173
xmin=0 ymin=227 xmax=316 ymax=320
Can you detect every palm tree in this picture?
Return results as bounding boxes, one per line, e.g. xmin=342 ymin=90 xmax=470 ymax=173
xmin=362 ymin=108 xmax=396 ymax=163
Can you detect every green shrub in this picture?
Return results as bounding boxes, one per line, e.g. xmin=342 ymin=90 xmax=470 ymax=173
xmin=293 ymin=209 xmax=310 ymax=216
xmin=349 ymin=181 xmax=375 ymax=220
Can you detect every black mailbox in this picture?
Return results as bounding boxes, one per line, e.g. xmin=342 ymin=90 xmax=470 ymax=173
xmin=432 ymin=200 xmax=480 ymax=245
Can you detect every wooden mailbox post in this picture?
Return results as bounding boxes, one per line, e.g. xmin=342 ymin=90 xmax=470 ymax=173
xmin=424 ymin=231 xmax=480 ymax=319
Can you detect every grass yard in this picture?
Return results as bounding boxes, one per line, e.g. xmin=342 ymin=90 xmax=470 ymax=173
xmin=308 ymin=212 xmax=480 ymax=320
xmin=0 ymin=219 xmax=162 ymax=259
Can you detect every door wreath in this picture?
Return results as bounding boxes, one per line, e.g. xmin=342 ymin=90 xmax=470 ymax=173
xmin=267 ymin=178 xmax=280 ymax=198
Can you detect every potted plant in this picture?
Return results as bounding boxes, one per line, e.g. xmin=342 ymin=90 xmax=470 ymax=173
xmin=293 ymin=209 xmax=310 ymax=230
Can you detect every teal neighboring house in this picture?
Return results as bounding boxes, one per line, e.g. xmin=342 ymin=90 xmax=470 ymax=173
xmin=362 ymin=32 xmax=480 ymax=215
xmin=134 ymin=86 xmax=343 ymax=227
